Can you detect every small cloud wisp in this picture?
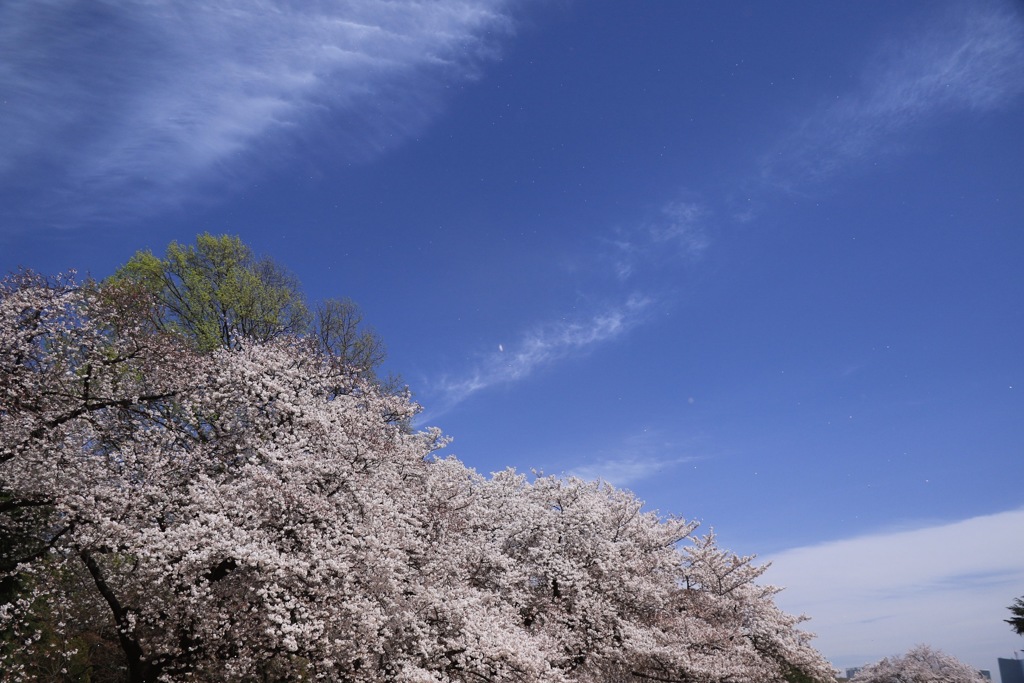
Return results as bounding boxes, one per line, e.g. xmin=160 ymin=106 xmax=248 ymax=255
xmin=427 ymin=296 xmax=651 ymax=417
xmin=568 ymin=454 xmax=696 ymax=489
xmin=607 ymin=200 xmax=709 ymax=280
xmin=763 ymin=0 xmax=1024 ymax=187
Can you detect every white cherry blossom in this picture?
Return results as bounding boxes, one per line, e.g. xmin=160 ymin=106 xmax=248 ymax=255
xmin=1 ymin=273 xmax=834 ymax=683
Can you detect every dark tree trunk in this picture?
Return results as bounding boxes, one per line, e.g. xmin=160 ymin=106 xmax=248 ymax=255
xmin=79 ymin=550 xmax=164 ymax=683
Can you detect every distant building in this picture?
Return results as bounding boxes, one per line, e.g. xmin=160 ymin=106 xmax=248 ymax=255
xmin=999 ymin=658 xmax=1024 ymax=683
xmin=846 ymin=667 xmax=862 ymax=679
xmin=978 ymin=670 xmax=991 ymax=681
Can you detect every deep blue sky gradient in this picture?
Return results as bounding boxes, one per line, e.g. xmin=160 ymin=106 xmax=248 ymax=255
xmin=3 ymin=0 xmax=1023 ymax=673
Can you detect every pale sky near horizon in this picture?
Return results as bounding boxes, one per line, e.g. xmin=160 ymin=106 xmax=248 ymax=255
xmin=3 ymin=0 xmax=1023 ymax=677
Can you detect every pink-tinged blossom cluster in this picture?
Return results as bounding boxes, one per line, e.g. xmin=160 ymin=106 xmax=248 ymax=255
xmin=1 ymin=273 xmax=835 ymax=683
xmin=850 ymin=645 xmax=986 ymax=683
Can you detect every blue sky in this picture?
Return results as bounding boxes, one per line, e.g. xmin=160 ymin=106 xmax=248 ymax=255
xmin=3 ymin=0 xmax=1023 ymax=675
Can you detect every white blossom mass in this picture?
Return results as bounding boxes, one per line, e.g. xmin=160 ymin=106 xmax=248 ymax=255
xmin=0 ymin=273 xmax=834 ymax=682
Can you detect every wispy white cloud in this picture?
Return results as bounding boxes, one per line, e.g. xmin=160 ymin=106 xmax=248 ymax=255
xmin=0 ymin=0 xmax=518 ymax=228
xmin=423 ymin=197 xmax=710 ymax=419
xmin=566 ymin=428 xmax=702 ymax=488
xmin=764 ymin=508 xmax=1024 ymax=673
xmin=565 ymin=423 xmax=708 ymax=489
xmin=763 ymin=0 xmax=1024 ymax=187
xmin=569 ymin=456 xmax=686 ymax=488
xmin=605 ymin=200 xmax=710 ymax=280
xmin=424 ymin=296 xmax=652 ymax=418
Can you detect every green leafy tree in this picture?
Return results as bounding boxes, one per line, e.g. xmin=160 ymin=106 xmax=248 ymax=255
xmin=1008 ymin=596 xmax=1024 ymax=636
xmin=112 ymin=233 xmax=309 ymax=352
xmin=112 ymin=234 xmax=387 ymax=379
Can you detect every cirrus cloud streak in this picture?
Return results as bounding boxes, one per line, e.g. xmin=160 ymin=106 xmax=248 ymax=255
xmin=424 ymin=296 xmax=652 ymax=419
xmin=0 ymin=0 xmax=519 ymax=228
xmin=762 ymin=0 xmax=1024 ymax=188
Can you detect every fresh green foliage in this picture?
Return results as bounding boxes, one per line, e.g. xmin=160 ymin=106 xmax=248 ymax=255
xmin=112 ymin=234 xmax=386 ymax=381
xmin=113 ymin=233 xmax=310 ymax=352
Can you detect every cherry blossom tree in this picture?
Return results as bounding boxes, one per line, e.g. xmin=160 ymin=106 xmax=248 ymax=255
xmin=1 ymin=272 xmax=835 ymax=683
xmin=427 ymin=470 xmax=836 ymax=683
xmin=849 ymin=645 xmax=985 ymax=683
xmin=0 ymin=272 xmax=441 ymax=681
